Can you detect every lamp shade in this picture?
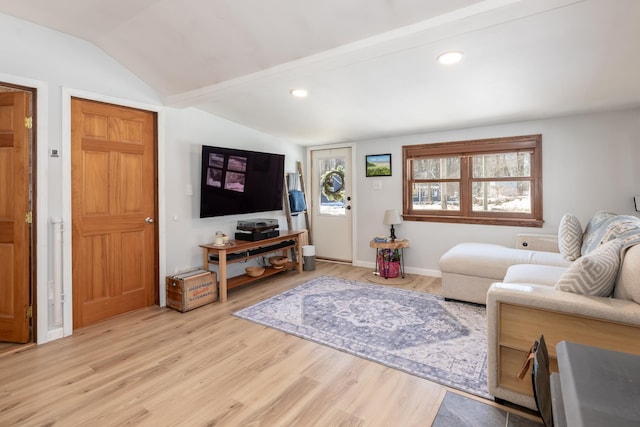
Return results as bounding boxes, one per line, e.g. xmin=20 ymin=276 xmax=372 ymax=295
xmin=383 ymin=209 xmax=402 ymax=225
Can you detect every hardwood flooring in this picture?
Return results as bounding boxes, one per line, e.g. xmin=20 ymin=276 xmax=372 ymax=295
xmin=0 ymin=263 xmax=539 ymax=426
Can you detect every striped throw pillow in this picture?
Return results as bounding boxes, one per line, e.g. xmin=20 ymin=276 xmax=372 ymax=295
xmin=558 ymin=214 xmax=582 ymax=261
xmin=555 ymin=239 xmax=621 ymax=297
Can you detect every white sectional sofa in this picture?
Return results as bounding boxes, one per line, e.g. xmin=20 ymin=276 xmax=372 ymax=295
xmin=439 ymin=212 xmax=640 ymax=410
xmin=438 ymin=236 xmax=571 ymax=304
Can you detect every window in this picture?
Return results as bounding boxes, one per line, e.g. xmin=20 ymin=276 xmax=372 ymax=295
xmin=403 ymin=134 xmax=542 ymax=227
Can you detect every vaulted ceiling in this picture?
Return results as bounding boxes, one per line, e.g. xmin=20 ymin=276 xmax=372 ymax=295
xmin=0 ymin=0 xmax=639 ymax=144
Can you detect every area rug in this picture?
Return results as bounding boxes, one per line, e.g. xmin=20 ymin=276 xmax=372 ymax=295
xmin=234 ymin=275 xmax=490 ymax=399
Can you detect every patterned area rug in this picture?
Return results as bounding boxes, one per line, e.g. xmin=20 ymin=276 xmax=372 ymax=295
xmin=234 ymin=275 xmax=490 ymax=398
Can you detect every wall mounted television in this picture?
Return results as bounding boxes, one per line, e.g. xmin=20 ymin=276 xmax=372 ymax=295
xmin=200 ymin=145 xmax=285 ymax=218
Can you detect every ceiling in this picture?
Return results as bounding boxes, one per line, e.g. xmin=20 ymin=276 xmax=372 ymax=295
xmin=1 ymin=0 xmax=639 ymax=144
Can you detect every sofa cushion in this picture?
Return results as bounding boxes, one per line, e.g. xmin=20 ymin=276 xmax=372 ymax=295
xmin=504 ymin=264 xmax=567 ymax=287
xmin=556 ymin=239 xmax=622 ymax=297
xmin=614 ymin=244 xmax=640 ymax=304
xmin=439 ymin=242 xmax=571 ymax=280
xmin=558 ymin=214 xmax=582 ymax=261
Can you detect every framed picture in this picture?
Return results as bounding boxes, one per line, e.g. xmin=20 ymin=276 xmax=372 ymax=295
xmin=366 ymin=153 xmax=392 ymax=177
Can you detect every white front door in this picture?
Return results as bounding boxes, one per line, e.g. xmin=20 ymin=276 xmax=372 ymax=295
xmin=310 ymin=147 xmax=352 ymax=262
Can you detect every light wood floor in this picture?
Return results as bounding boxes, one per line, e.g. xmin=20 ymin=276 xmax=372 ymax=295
xmin=0 ymin=263 xmax=538 ymax=426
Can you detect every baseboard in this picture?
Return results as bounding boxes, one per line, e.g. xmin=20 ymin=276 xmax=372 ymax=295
xmin=353 ymin=260 xmax=441 ymax=278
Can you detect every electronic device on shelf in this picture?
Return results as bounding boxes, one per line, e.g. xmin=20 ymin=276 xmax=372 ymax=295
xmin=235 ymin=218 xmax=280 ymax=241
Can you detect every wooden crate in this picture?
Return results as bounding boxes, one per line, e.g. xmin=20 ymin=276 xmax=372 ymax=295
xmin=166 ymin=270 xmax=217 ymax=312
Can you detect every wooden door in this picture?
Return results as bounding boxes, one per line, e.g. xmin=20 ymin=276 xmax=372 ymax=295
xmin=71 ymin=98 xmax=157 ymax=329
xmin=0 ymin=92 xmax=31 ymax=343
xmin=310 ymin=147 xmax=353 ymax=262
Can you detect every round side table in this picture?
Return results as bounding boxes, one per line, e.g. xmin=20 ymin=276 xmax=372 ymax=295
xmin=369 ymin=239 xmax=410 ymax=278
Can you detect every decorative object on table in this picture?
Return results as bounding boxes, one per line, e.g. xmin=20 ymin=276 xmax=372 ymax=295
xmin=377 ymin=248 xmax=401 ymax=278
xmin=245 ymin=266 xmax=265 ymax=277
xmin=214 ymin=231 xmax=225 ymax=246
xmin=366 ymin=153 xmax=392 ymax=177
xmin=234 ymin=276 xmax=490 ymax=399
xmin=383 ymin=209 xmax=402 ymax=241
xmin=268 ymin=256 xmax=289 ymax=269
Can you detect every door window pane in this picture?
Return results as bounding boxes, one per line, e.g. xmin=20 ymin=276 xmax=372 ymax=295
xmin=318 ymin=158 xmax=346 ymax=216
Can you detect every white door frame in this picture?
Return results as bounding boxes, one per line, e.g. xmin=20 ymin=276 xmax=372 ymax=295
xmin=306 ymin=143 xmax=356 ymax=263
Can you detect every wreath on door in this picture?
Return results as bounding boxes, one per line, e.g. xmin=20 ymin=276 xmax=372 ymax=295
xmin=321 ymin=166 xmax=345 ymax=202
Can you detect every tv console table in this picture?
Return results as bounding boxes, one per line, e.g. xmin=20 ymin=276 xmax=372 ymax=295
xmin=200 ymin=230 xmax=304 ymax=302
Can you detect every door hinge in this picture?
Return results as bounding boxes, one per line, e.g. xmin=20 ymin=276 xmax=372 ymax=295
xmin=26 ymin=306 xmax=32 ymax=319
xmin=25 ymin=211 xmax=32 ymax=224
xmin=25 ymin=116 xmax=33 ymax=129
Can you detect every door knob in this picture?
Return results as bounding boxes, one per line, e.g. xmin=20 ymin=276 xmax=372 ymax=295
xmin=145 ymin=217 xmax=154 ymax=224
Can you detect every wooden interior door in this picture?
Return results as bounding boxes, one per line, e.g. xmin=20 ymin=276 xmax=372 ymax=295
xmin=0 ymin=91 xmax=31 ymax=343
xmin=71 ymin=98 xmax=157 ymax=329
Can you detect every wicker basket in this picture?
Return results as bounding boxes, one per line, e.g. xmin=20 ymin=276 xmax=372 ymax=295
xmin=377 ymin=259 xmax=400 ymax=278
xmin=245 ymin=266 xmax=265 ymax=277
xmin=269 ymin=256 xmax=289 ymax=269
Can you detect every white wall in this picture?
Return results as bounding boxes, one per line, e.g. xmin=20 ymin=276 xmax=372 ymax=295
xmin=0 ymin=12 xmax=306 ymax=343
xmin=163 ymin=107 xmax=305 ymax=279
xmin=353 ymin=109 xmax=640 ymax=274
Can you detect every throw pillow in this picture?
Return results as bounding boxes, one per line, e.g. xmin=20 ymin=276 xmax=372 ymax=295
xmin=613 ymin=244 xmax=640 ymax=304
xmin=556 ymin=239 xmax=622 ymax=297
xmin=558 ymin=214 xmax=582 ymax=261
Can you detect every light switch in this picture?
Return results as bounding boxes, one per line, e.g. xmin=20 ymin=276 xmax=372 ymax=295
xmin=186 ymin=184 xmax=193 ymax=196
xmin=372 ymin=180 xmax=382 ymax=190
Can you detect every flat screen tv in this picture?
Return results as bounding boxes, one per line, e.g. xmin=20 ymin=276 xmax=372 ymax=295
xmin=200 ymin=145 xmax=285 ymax=218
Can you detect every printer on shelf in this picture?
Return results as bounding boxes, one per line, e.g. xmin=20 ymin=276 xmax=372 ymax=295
xmin=235 ymin=218 xmax=279 ymax=241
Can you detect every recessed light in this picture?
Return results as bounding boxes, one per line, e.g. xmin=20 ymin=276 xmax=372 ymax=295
xmin=437 ymin=51 xmax=463 ymax=65
xmin=290 ymin=89 xmax=308 ymax=98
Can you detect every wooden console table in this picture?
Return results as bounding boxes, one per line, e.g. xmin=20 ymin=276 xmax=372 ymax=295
xmin=200 ymin=230 xmax=304 ymax=302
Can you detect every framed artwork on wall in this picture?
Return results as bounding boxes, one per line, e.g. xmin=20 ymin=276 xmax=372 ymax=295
xmin=366 ymin=153 xmax=392 ymax=177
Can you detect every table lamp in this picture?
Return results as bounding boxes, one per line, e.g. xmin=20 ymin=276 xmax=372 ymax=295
xmin=383 ymin=209 xmax=402 ymax=241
